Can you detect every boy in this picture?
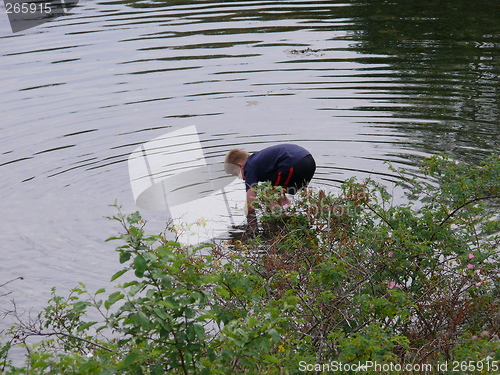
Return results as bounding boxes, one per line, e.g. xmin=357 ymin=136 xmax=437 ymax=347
xmin=224 ymin=144 xmax=316 ymax=231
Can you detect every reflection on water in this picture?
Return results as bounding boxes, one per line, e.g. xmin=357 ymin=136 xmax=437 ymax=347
xmin=348 ymin=0 xmax=500 ymax=161
xmin=1 ymin=0 xmax=499 ymax=353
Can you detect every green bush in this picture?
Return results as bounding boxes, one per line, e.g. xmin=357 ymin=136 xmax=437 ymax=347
xmin=1 ymin=154 xmax=500 ymax=374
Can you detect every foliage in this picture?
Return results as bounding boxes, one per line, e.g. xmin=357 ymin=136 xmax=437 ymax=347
xmin=1 ymin=154 xmax=500 ymax=374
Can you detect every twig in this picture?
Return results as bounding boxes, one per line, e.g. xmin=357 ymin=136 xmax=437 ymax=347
xmin=430 ymin=195 xmax=500 ymax=241
xmin=22 ymin=331 xmax=114 ymax=353
xmin=0 ymin=277 xmax=24 ymax=289
xmin=363 ymin=201 xmax=394 ymax=230
xmin=0 ymin=277 xmax=24 ymax=297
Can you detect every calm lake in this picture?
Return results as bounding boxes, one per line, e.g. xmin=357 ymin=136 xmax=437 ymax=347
xmin=1 ymin=0 xmax=499 ymax=338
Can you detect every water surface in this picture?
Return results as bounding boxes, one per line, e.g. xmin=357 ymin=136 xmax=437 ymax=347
xmin=1 ymin=0 xmax=499 ymax=339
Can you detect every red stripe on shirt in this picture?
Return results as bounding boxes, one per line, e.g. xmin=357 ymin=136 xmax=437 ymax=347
xmin=274 ymin=172 xmax=282 ymax=186
xmin=283 ymin=167 xmax=294 ymax=188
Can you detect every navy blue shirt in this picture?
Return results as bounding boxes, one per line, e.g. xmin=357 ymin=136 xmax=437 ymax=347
xmin=244 ymin=144 xmax=310 ymax=190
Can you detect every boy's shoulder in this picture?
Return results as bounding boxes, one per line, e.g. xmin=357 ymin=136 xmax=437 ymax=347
xmin=259 ymin=143 xmax=308 ymax=155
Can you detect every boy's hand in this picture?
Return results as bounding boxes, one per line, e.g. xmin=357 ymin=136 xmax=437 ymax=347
xmin=246 ymin=188 xmax=258 ymax=233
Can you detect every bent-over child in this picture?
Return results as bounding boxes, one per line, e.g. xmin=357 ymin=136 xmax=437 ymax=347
xmin=224 ymin=143 xmax=316 ymax=231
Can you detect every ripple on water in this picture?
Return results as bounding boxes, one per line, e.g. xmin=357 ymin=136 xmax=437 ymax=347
xmin=1 ymin=2 xmax=500 ymax=360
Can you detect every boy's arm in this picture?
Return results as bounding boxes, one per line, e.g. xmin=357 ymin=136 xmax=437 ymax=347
xmin=246 ymin=188 xmax=257 ymax=232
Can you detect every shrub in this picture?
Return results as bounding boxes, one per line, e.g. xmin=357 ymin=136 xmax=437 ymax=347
xmin=1 ymin=154 xmax=500 ymax=374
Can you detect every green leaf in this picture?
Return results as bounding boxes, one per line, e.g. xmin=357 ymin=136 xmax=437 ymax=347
xmin=193 ymin=323 xmax=205 ymax=340
xmin=143 ymin=252 xmax=157 ymax=262
xmin=268 ymin=329 xmax=281 ymax=342
xmin=161 ymin=276 xmax=172 ymax=288
xmin=105 ymin=235 xmax=121 ymax=242
xmin=152 ymin=364 xmax=165 ymax=375
xmin=134 ymin=255 xmax=147 ymax=277
xmin=127 ymin=211 xmax=142 ymax=224
xmin=261 ymin=354 xmax=280 ymax=364
xmin=110 ymin=268 xmax=128 ymax=281
xmin=122 ymin=280 xmax=139 ymax=288
xmin=134 ymin=311 xmax=150 ymax=329
xmin=215 ymin=285 xmax=230 ymax=298
xmin=184 ymin=307 xmax=196 ymax=319
xmin=158 ymin=299 xmax=177 ymax=309
xmin=221 ymin=349 xmax=233 ymax=361
xmin=120 ymin=251 xmax=132 ymax=264
xmin=203 ymin=275 xmax=220 ymax=284
xmin=95 ymin=288 xmax=106 ymax=295
xmin=123 ymin=352 xmax=140 ymax=367
xmin=104 ymin=292 xmax=124 ymax=310
xmin=72 ymin=301 xmax=89 ymax=313
xmin=77 ymin=321 xmax=97 ymax=332
xmin=153 ymin=307 xmax=169 ymax=320
xmin=165 ymin=240 xmax=181 ymax=247
xmin=128 ymin=283 xmax=144 ymax=297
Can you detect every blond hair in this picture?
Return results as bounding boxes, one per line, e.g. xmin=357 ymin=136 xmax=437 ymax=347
xmin=224 ymin=149 xmax=250 ymax=174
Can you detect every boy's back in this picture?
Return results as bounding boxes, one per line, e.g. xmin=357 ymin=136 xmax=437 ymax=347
xmin=244 ymin=144 xmax=311 ymax=189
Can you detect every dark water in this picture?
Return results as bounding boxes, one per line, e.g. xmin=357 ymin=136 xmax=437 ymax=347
xmin=1 ymin=0 xmax=499 ymax=338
